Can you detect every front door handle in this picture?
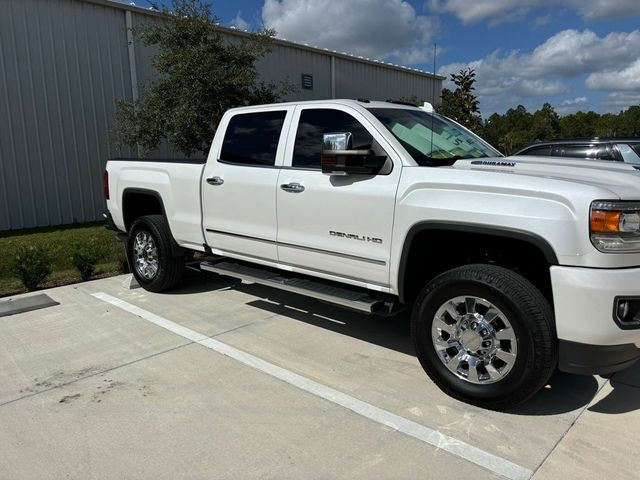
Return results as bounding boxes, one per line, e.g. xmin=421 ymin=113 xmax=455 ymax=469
xmin=280 ymin=182 xmax=305 ymax=193
xmin=206 ymin=176 xmax=224 ymax=186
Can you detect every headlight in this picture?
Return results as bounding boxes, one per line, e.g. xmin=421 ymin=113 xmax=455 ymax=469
xmin=590 ymin=201 xmax=640 ymax=252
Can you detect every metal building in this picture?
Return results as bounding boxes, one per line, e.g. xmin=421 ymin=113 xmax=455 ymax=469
xmin=0 ymin=0 xmax=444 ymax=231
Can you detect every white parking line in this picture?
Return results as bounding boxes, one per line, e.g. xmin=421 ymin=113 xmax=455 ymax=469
xmin=91 ymin=291 xmax=533 ymax=480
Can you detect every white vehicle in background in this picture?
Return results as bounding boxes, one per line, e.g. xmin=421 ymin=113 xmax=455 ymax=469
xmin=104 ymin=99 xmax=640 ymax=409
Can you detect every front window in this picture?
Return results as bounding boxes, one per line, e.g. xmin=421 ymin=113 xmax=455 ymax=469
xmin=293 ymin=109 xmax=373 ymax=169
xmin=368 ymin=108 xmax=501 ymax=166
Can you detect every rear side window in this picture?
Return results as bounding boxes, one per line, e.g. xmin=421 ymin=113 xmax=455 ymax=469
xmin=561 ymin=144 xmax=616 ymax=161
xmin=560 ymin=145 xmax=594 ymax=159
xmin=293 ymin=109 xmax=373 ymax=168
xmin=220 ymin=111 xmax=286 ymax=166
xmin=521 ymin=145 xmax=552 ymax=156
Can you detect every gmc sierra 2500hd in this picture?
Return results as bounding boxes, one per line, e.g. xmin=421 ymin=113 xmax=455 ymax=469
xmin=104 ymin=99 xmax=640 ymax=409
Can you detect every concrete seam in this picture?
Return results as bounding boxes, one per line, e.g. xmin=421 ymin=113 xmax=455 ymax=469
xmin=529 ymin=376 xmax=611 ymax=478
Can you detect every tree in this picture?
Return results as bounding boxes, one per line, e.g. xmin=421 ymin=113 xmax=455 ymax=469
xmin=620 ymin=106 xmax=640 ymax=136
xmin=595 ymin=113 xmax=620 ymax=137
xmin=437 ymin=68 xmax=483 ymax=133
xmin=113 ymin=0 xmax=293 ymax=157
xmin=559 ymin=111 xmax=599 ymax=138
xmin=530 ymin=103 xmax=560 ymax=141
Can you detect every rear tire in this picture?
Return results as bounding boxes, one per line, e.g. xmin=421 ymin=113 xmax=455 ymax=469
xmin=127 ymin=215 xmax=184 ymax=292
xmin=411 ymin=264 xmax=557 ymax=410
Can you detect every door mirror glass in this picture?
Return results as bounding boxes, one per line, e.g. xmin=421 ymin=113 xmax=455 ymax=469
xmin=321 ymin=132 xmax=387 ymax=176
xmin=323 ymin=132 xmax=352 ymax=151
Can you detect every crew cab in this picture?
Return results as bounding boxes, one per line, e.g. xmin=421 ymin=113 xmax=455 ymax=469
xmin=104 ymin=99 xmax=640 ymax=410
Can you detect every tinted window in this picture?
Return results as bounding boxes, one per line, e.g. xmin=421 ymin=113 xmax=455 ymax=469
xmin=221 ymin=111 xmax=286 ymax=166
xmin=559 ymin=144 xmax=615 ymax=161
xmin=596 ymin=145 xmax=617 ymax=161
xmin=293 ymin=109 xmax=373 ymax=168
xmin=521 ymin=145 xmax=552 ymax=156
xmin=560 ymin=145 xmax=592 ymax=159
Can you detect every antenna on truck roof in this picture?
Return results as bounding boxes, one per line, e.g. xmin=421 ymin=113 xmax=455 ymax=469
xmin=429 ymin=43 xmax=436 ymax=160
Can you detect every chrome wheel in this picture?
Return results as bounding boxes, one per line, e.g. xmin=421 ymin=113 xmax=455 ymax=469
xmin=431 ymin=295 xmax=517 ymax=385
xmin=133 ymin=230 xmax=159 ymax=280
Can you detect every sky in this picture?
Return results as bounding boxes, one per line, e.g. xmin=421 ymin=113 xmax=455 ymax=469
xmin=130 ymin=0 xmax=640 ymax=117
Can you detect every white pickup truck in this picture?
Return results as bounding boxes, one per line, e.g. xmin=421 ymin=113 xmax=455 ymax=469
xmin=104 ymin=99 xmax=640 ymax=409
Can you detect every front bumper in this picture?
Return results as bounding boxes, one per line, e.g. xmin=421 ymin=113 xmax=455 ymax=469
xmin=559 ymin=340 xmax=640 ymax=375
xmin=551 ymin=265 xmax=640 ymax=375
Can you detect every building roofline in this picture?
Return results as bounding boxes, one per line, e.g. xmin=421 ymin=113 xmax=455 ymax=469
xmin=83 ymin=0 xmax=446 ymax=81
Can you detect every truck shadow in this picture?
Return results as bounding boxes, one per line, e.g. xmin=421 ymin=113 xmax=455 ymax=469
xmin=227 ymin=281 xmax=609 ymax=416
xmin=163 ymin=269 xmax=239 ymax=295
xmin=587 ymin=369 xmax=640 ymax=415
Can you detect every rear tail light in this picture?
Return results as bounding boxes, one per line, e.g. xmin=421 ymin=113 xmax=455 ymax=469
xmin=103 ymin=170 xmax=110 ymax=200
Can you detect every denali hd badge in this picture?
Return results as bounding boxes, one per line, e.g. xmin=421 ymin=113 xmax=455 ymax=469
xmin=330 ymin=231 xmax=383 ymax=244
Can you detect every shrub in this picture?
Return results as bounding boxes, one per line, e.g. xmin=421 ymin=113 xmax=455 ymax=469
xmin=72 ymin=238 xmax=104 ymax=281
xmin=11 ymin=245 xmax=53 ymax=291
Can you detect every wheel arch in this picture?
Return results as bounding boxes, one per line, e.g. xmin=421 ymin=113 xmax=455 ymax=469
xmin=397 ymin=221 xmax=559 ymax=304
xmin=122 ymin=188 xmax=167 ymax=231
xmin=123 ymin=189 xmax=183 ymax=257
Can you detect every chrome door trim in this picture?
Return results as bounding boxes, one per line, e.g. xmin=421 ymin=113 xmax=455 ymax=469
xmin=205 ymin=228 xmax=386 ymax=266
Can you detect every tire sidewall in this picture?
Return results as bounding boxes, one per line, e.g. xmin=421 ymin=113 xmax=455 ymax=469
xmin=413 ymin=277 xmax=537 ymax=402
xmin=127 ymin=218 xmax=169 ymax=289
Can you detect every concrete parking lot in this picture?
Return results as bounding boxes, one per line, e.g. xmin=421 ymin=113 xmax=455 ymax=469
xmin=1 ymin=270 xmax=639 ymax=480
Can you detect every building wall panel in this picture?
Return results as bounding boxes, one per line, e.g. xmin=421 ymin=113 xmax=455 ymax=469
xmin=0 ymin=0 xmax=442 ymax=231
xmin=0 ymin=0 xmax=132 ymax=230
xmin=335 ymin=58 xmax=441 ymax=104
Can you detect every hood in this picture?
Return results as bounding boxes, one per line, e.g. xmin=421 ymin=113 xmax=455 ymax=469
xmin=452 ymin=155 xmax=640 ymax=199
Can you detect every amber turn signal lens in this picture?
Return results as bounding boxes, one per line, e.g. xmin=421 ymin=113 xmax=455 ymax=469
xmin=591 ymin=210 xmax=621 ymax=233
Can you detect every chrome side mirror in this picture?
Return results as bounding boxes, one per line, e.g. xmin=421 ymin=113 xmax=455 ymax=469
xmin=321 ymin=132 xmax=387 ymax=176
xmin=322 ymin=132 xmax=352 ymax=151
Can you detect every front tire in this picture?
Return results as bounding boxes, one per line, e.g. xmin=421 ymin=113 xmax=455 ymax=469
xmin=411 ymin=264 xmax=557 ymax=410
xmin=127 ymin=215 xmax=185 ymax=292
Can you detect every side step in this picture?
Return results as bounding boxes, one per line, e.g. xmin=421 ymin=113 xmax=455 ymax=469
xmin=200 ymin=260 xmax=389 ymax=314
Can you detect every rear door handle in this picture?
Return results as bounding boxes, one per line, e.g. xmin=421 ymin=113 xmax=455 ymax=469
xmin=206 ymin=176 xmax=224 ymax=186
xmin=280 ymin=182 xmax=305 ymax=193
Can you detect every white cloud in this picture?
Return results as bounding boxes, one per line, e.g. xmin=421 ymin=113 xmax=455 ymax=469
xmin=556 ymin=96 xmax=588 ymax=115
xmin=586 ymin=59 xmax=640 ymax=91
xmin=231 ymin=12 xmax=250 ymax=31
xmin=577 ymin=0 xmax=640 ymax=20
xmin=523 ymin=30 xmax=640 ymax=77
xmin=600 ymin=92 xmax=640 ymax=112
xmin=430 ymin=0 xmax=640 ymax=25
xmin=438 ymin=29 xmax=640 ymax=114
xmin=532 ymin=14 xmax=551 ymax=28
xmin=261 ymin=0 xmax=438 ymax=64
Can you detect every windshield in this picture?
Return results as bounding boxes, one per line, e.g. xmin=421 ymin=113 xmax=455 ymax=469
xmin=368 ymin=108 xmax=501 ymax=166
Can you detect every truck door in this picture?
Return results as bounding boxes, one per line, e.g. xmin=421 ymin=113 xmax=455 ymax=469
xmin=202 ymin=107 xmax=293 ymax=263
xmin=276 ymin=105 xmax=401 ymax=289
